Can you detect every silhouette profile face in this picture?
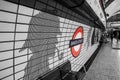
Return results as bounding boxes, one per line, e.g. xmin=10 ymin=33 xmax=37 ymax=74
xmin=19 ymin=12 xmax=61 ymax=54
xmin=19 ymin=12 xmax=62 ymax=80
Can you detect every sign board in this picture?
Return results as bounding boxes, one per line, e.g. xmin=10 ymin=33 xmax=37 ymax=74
xmin=69 ymin=26 xmax=84 ymax=57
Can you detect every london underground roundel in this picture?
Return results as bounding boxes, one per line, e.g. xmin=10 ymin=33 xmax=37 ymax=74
xmin=69 ymin=26 xmax=84 ymax=57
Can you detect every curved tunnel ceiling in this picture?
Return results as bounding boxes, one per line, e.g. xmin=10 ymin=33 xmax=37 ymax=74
xmin=105 ymin=0 xmax=120 ymax=22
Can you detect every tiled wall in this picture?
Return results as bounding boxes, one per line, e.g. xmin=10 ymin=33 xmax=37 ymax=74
xmin=0 ymin=0 xmax=101 ymax=80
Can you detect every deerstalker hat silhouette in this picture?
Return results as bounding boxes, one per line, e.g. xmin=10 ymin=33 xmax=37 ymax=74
xmin=19 ymin=9 xmax=61 ymax=52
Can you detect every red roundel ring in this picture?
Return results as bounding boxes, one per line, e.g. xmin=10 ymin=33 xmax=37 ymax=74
xmin=71 ymin=26 xmax=83 ymax=57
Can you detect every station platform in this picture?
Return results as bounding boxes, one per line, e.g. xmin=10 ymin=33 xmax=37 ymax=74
xmin=83 ymin=42 xmax=120 ymax=80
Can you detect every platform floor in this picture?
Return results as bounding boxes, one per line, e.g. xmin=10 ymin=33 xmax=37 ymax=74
xmin=83 ymin=42 xmax=120 ymax=80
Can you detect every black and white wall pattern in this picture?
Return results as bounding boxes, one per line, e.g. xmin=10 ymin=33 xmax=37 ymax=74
xmin=0 ymin=0 xmax=101 ymax=80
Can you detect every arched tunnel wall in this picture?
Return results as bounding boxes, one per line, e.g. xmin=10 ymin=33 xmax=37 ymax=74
xmin=0 ymin=0 xmax=102 ymax=80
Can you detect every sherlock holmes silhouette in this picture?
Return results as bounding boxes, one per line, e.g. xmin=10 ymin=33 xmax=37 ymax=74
xmin=19 ymin=9 xmax=63 ymax=80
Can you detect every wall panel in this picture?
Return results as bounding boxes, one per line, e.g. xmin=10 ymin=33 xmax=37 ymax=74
xmin=0 ymin=0 xmax=100 ymax=80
